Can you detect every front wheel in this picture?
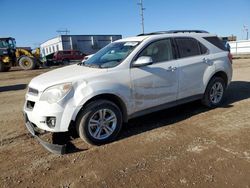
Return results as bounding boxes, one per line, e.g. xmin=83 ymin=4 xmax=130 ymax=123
xmin=76 ymin=100 xmax=123 ymax=145
xmin=18 ymin=56 xmax=36 ymax=70
xmin=0 ymin=61 xmax=10 ymax=72
xmin=202 ymin=77 xmax=226 ymax=108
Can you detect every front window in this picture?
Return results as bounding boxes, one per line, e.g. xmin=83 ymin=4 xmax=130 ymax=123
xmin=82 ymin=41 xmax=140 ymax=68
xmin=137 ymin=39 xmax=174 ymax=63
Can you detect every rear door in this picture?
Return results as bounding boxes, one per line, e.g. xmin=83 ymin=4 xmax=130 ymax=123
xmin=63 ymin=51 xmax=71 ymax=60
xmin=174 ymin=37 xmax=215 ymax=99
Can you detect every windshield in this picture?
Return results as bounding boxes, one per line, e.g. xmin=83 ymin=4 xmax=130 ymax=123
xmin=83 ymin=41 xmax=140 ymax=68
xmin=0 ymin=38 xmax=16 ymax=49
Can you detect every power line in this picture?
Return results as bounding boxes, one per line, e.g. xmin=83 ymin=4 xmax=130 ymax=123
xmin=56 ymin=28 xmax=70 ymax=35
xmin=137 ymin=0 xmax=145 ymax=34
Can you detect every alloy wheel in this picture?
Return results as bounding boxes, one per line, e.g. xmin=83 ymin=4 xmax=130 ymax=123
xmin=88 ymin=109 xmax=117 ymax=140
xmin=210 ymin=82 xmax=224 ymax=104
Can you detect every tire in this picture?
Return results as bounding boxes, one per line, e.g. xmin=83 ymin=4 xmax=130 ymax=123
xmin=202 ymin=77 xmax=226 ymax=108
xmin=3 ymin=66 xmax=11 ymax=72
xmin=76 ymin=100 xmax=123 ymax=145
xmin=18 ymin=56 xmax=36 ymax=70
xmin=0 ymin=61 xmax=10 ymax=72
xmin=62 ymin=59 xmax=70 ymax=65
xmin=35 ymin=62 xmax=41 ymax=69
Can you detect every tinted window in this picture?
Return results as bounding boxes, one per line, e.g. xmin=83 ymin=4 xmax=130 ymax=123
xmin=203 ymin=37 xmax=227 ymax=51
xmin=63 ymin=51 xmax=71 ymax=55
xmin=138 ymin=39 xmax=174 ymax=63
xmin=176 ymin=38 xmax=200 ymax=58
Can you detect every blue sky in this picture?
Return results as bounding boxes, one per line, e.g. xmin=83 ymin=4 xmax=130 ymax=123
xmin=1 ymin=0 xmax=249 ymax=48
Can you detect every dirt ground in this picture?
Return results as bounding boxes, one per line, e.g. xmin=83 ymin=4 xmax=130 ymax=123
xmin=0 ymin=59 xmax=250 ymax=188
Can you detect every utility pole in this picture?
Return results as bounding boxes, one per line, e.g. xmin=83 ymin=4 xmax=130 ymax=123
xmin=243 ymin=25 xmax=249 ymax=40
xmin=138 ymin=0 xmax=145 ymax=34
xmin=56 ymin=28 xmax=70 ymax=35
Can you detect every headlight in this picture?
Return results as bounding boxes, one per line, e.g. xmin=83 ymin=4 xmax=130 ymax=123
xmin=40 ymin=83 xmax=72 ymax=104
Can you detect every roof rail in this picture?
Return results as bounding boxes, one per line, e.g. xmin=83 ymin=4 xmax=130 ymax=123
xmin=137 ymin=32 xmax=167 ymax=36
xmin=137 ymin=30 xmax=209 ymax=36
xmin=166 ymin=30 xmax=209 ymax=34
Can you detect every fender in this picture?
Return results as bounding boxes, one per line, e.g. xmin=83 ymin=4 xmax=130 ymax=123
xmin=59 ymin=80 xmax=132 ymax=131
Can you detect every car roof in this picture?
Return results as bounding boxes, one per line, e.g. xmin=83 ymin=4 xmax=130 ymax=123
xmin=117 ymin=32 xmax=216 ymax=43
xmin=0 ymin=37 xmax=15 ymax=40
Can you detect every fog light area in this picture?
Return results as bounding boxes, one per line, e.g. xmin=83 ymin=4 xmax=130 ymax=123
xmin=46 ymin=117 xmax=56 ymax=128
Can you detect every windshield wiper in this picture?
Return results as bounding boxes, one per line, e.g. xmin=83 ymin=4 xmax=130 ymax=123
xmin=82 ymin=63 xmax=101 ymax=68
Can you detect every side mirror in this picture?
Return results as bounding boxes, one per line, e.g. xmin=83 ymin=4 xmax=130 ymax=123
xmin=133 ymin=56 xmax=153 ymax=67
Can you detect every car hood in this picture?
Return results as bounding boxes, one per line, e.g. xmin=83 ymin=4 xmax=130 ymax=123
xmin=29 ymin=64 xmax=108 ymax=91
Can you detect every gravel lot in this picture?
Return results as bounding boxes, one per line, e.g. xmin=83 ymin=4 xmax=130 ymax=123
xmin=0 ymin=59 xmax=250 ymax=188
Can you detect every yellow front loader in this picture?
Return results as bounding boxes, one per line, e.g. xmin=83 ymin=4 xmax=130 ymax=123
xmin=0 ymin=37 xmax=41 ymax=72
xmin=15 ymin=48 xmax=40 ymax=70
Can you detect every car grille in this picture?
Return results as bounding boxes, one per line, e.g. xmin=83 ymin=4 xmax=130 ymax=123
xmin=28 ymin=87 xmax=39 ymax=96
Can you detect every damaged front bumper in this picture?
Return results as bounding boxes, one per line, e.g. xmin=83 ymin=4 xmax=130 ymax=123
xmin=24 ymin=113 xmax=66 ymax=155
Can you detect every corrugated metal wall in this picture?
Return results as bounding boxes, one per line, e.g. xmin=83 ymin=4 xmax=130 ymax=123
xmin=61 ymin=35 xmax=122 ymax=54
xmin=40 ymin=35 xmax=122 ymax=57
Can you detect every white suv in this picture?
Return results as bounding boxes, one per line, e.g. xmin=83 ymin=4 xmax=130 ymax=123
xmin=24 ymin=30 xmax=232 ymax=153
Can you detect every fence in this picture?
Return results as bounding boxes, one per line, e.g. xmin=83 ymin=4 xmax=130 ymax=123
xmin=229 ymin=40 xmax=250 ymax=55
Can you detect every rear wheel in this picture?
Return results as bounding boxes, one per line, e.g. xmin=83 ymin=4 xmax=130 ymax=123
xmin=202 ymin=77 xmax=226 ymax=108
xmin=62 ymin=59 xmax=70 ymax=65
xmin=18 ymin=56 xmax=36 ymax=70
xmin=76 ymin=100 xmax=123 ymax=145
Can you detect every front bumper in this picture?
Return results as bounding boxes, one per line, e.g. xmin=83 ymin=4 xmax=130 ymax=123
xmin=24 ymin=113 xmax=66 ymax=155
xmin=24 ymin=90 xmax=78 ymax=132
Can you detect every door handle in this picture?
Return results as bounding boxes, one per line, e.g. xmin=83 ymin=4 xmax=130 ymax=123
xmin=203 ymin=58 xmax=213 ymax=65
xmin=166 ymin=66 xmax=177 ymax=72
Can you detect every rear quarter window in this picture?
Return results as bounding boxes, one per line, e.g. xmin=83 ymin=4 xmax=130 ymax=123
xmin=203 ymin=36 xmax=227 ymax=51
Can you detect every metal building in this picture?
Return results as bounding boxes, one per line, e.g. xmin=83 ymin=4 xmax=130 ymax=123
xmin=40 ymin=35 xmax=122 ymax=58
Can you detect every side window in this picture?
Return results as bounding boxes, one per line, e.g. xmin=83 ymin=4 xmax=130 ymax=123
xmin=176 ymin=38 xmax=200 ymax=58
xmin=63 ymin=51 xmax=71 ymax=55
xmin=138 ymin=39 xmax=174 ymax=63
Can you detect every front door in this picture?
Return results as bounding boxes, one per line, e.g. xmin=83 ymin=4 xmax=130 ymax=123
xmin=130 ymin=38 xmax=179 ymax=112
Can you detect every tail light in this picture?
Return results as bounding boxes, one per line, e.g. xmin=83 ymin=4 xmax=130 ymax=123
xmin=228 ymin=52 xmax=233 ymax=64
